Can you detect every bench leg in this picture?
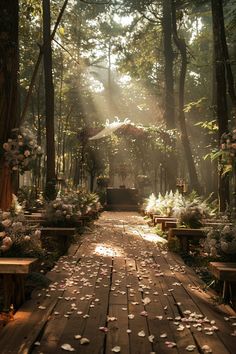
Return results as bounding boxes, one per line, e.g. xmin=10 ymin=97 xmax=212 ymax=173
xmin=222 ymin=281 xmax=234 ymax=304
xmin=179 ymin=236 xmax=189 ymax=253
xmin=13 ymin=274 xmax=26 ymax=309
xmin=2 ymin=274 xmax=26 ymax=312
xmin=3 ymin=275 xmax=14 ymax=312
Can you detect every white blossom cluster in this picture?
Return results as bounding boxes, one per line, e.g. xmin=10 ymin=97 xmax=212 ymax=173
xmin=3 ymin=128 xmax=42 ymax=174
xmin=44 ymin=191 xmax=101 ymax=226
xmin=0 ymin=210 xmax=41 ymax=254
xmin=204 ymin=224 xmax=236 ymax=257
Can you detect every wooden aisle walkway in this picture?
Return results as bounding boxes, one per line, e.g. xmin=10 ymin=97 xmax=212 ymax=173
xmin=1 ymin=212 xmax=236 ymax=354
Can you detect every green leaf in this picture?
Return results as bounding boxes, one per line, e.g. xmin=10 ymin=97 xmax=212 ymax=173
xmin=58 ymin=27 xmax=65 ymax=36
xmin=211 ymin=150 xmax=223 ymax=161
xmin=222 ymin=164 xmax=233 ymax=176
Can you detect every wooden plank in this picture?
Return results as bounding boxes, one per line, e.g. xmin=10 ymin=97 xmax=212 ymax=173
xmin=134 ymin=258 xmax=181 ymax=354
xmin=164 ymin=252 xmax=236 ymax=354
xmin=106 ymin=257 xmax=130 ymax=354
xmin=125 ymin=258 xmax=154 ymax=354
xmin=32 ymin=256 xmax=102 ymax=353
xmin=0 ymin=297 xmax=58 ymax=354
xmin=79 ymin=256 xmax=113 ymax=354
xmin=0 ymin=244 xmax=82 ymax=353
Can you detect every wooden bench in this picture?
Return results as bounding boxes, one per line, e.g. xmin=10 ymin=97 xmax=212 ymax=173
xmin=0 ymin=258 xmax=37 ymax=312
xmin=164 ymin=220 xmax=177 ymax=231
xmin=153 ymin=216 xmax=176 ymax=229
xmin=209 ymin=262 xmax=236 ymax=304
xmin=168 ymin=228 xmax=206 ymax=253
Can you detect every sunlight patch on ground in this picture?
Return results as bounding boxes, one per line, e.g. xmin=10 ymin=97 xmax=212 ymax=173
xmin=94 ymin=244 xmax=123 ymax=257
xmin=140 ymin=233 xmax=167 ymax=244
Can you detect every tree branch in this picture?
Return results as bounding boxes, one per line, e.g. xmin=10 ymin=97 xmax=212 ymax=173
xmin=53 ymin=38 xmax=80 ymax=65
xmin=20 ymin=0 xmax=69 ymax=123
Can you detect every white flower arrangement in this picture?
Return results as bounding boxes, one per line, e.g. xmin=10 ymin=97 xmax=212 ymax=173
xmin=0 ymin=210 xmax=41 ymax=255
xmin=2 ymin=127 xmax=42 ymax=174
xmin=144 ymin=191 xmax=185 ymax=217
xmin=204 ymin=224 xmax=236 ymax=257
xmin=44 ymin=191 xmax=101 ymax=226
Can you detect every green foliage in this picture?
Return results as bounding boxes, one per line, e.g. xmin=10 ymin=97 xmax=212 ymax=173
xmin=17 ymin=186 xmax=44 ymax=211
xmin=183 ymin=97 xmax=208 ymax=113
xmin=195 ymin=120 xmax=218 ymax=132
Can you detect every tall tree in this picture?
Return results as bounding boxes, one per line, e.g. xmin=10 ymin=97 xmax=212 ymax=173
xmin=172 ymin=0 xmax=202 ymax=194
xmin=0 ymin=0 xmax=19 ymax=210
xmin=43 ymin=0 xmax=56 ymax=200
xmin=162 ymin=0 xmax=177 ymax=191
xmin=162 ymin=0 xmax=175 ymax=129
xmin=211 ymin=0 xmax=230 ymax=211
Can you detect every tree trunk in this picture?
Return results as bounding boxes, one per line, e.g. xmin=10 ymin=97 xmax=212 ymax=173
xmin=162 ymin=0 xmax=177 ymax=192
xmin=162 ymin=0 xmax=175 ymax=130
xmin=90 ymin=173 xmax=95 ymax=192
xmin=218 ymin=3 xmax=236 ymax=116
xmin=0 ymin=0 xmax=19 ymax=210
xmin=211 ymin=0 xmax=230 ymax=211
xmin=172 ymin=1 xmax=202 ymax=194
xmin=43 ymin=0 xmax=56 ymax=200
xmin=56 ymin=53 xmax=64 ymax=174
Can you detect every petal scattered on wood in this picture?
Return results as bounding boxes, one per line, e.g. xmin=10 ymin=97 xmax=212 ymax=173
xmin=99 ymin=326 xmax=109 ymax=332
xmin=148 ymin=335 xmax=155 ymax=343
xmin=80 ymin=338 xmax=90 ymax=345
xmin=111 ymin=346 xmax=121 ymax=352
xmin=138 ymin=330 xmax=146 ymax=337
xmin=143 ymin=297 xmax=151 ymax=305
xmin=201 ymin=345 xmax=212 ymax=353
xmin=61 ymin=343 xmax=75 ymax=351
xmin=107 ymin=316 xmax=117 ymax=322
xmin=74 ymin=334 xmax=82 ymax=340
xmin=165 ymin=341 xmax=177 ymax=348
xmin=186 ymin=345 xmax=196 ymax=351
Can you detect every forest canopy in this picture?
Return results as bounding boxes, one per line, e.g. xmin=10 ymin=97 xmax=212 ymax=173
xmin=0 ymin=0 xmax=236 ymax=212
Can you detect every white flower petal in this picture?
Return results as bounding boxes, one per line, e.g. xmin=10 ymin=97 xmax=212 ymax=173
xmin=80 ymin=338 xmax=90 ymax=345
xmin=138 ymin=330 xmax=146 ymax=337
xmin=201 ymin=345 xmax=212 ymax=353
xmin=61 ymin=343 xmax=75 ymax=351
xmin=186 ymin=345 xmax=196 ymax=351
xmin=111 ymin=346 xmax=121 ymax=352
xmin=148 ymin=335 xmax=155 ymax=343
xmin=74 ymin=334 xmax=82 ymax=340
xmin=143 ymin=297 xmax=151 ymax=305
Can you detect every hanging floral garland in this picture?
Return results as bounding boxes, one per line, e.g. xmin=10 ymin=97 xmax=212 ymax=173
xmin=2 ymin=128 xmax=42 ymax=174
